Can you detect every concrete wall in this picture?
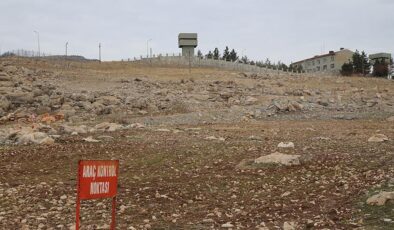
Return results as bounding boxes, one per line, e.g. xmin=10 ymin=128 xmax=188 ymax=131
xmin=132 ymin=55 xmax=326 ymax=77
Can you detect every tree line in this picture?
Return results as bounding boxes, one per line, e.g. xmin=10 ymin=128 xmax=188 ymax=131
xmin=341 ymin=50 xmax=393 ymax=77
xmin=197 ymin=46 xmax=299 ymax=71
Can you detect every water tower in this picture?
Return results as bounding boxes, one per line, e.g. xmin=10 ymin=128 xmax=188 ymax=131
xmin=178 ymin=33 xmax=198 ymax=57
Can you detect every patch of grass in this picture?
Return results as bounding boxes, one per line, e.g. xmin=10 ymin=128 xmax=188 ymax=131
xmin=355 ymin=184 xmax=394 ymax=229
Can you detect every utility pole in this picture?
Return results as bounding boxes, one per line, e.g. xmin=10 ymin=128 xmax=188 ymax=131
xmin=34 ymin=31 xmax=40 ymax=57
xmin=65 ymin=42 xmax=69 ymax=68
xmin=147 ymin=39 xmax=152 ymax=58
xmin=99 ymin=43 xmax=101 ymax=62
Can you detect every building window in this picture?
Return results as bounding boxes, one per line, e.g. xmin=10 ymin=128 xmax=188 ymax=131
xmin=317 ymin=66 xmax=321 ymax=71
xmin=323 ymin=65 xmax=327 ymax=70
xmin=331 ymin=64 xmax=335 ymax=69
xmin=317 ymin=60 xmax=321 ymax=64
xmin=331 ymin=56 xmax=334 ymax=61
xmin=312 ymin=61 xmax=315 ymax=66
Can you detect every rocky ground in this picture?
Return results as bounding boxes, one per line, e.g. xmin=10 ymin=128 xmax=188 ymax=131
xmin=0 ymin=57 xmax=393 ymax=229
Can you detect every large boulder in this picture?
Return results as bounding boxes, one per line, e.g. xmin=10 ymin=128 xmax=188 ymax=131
xmin=368 ymin=134 xmax=389 ymax=143
xmin=270 ymin=99 xmax=304 ymax=113
xmin=366 ymin=191 xmax=394 ymax=206
xmin=17 ymin=132 xmax=54 ymax=145
xmin=254 ymin=152 xmax=301 ymax=166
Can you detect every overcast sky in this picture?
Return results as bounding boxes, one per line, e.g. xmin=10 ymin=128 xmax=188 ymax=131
xmin=1 ymin=0 xmax=393 ymax=64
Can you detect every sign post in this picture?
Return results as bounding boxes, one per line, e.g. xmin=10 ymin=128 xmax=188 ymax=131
xmin=76 ymin=160 xmax=119 ymax=230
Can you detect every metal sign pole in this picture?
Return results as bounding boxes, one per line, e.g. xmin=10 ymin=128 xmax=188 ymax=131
xmin=76 ymin=161 xmax=81 ymax=230
xmin=110 ymin=196 xmax=117 ymax=229
xmin=76 ymin=160 xmax=119 ymax=229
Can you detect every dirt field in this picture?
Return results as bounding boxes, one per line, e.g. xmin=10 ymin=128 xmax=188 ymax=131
xmin=0 ymin=58 xmax=394 ymax=229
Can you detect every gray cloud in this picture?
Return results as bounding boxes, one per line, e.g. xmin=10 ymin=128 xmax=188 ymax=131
xmin=1 ymin=0 xmax=393 ymax=64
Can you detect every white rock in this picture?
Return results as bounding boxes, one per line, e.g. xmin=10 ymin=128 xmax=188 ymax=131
xmin=254 ymin=152 xmax=301 ymax=166
xmin=387 ymin=116 xmax=394 ymax=122
xmin=248 ymin=135 xmax=262 ymax=141
xmin=283 ymin=221 xmax=297 ymax=230
xmin=221 ymin=222 xmax=234 ymax=228
xmin=278 ymin=142 xmax=295 ymax=148
xmin=366 ymin=191 xmax=394 ymax=206
xmin=245 ymin=96 xmax=258 ymax=105
xmin=156 ymin=128 xmax=171 ymax=132
xmin=83 ymin=136 xmax=101 ymax=143
xmin=129 ymin=123 xmax=145 ymax=129
xmin=281 ymin=191 xmax=291 ymax=197
xmin=205 ymin=136 xmax=225 ymax=141
xmin=368 ymin=134 xmax=389 ymax=143
xmin=202 ymin=218 xmax=214 ymax=223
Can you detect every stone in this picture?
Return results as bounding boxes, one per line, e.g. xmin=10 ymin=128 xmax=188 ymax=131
xmin=95 ymin=95 xmax=121 ymax=106
xmin=289 ymin=101 xmax=304 ymax=111
xmin=95 ymin=122 xmax=123 ymax=132
xmin=0 ymin=96 xmax=11 ymax=111
xmin=278 ymin=142 xmax=295 ymax=148
xmin=129 ymin=123 xmax=145 ymax=129
xmin=59 ymin=125 xmax=88 ymax=135
xmin=281 ymin=191 xmax=291 ymax=197
xmin=202 ymin=218 xmax=214 ymax=223
xmin=368 ymin=134 xmax=389 ymax=143
xmin=221 ymin=222 xmax=234 ymax=228
xmin=0 ymin=72 xmax=11 ymax=81
xmin=254 ymin=152 xmax=301 ymax=166
xmin=283 ymin=221 xmax=297 ymax=230
xmin=58 ymin=104 xmax=76 ymax=119
xmin=76 ymin=101 xmax=93 ymax=111
xmin=6 ymin=92 xmax=34 ymax=105
xmin=17 ymin=132 xmax=55 ymax=145
xmin=387 ymin=116 xmax=394 ymax=122
xmin=245 ymin=96 xmax=258 ymax=105
xmin=205 ymin=136 xmax=225 ymax=141
xmin=83 ymin=136 xmax=101 ymax=143
xmin=366 ymin=191 xmax=394 ymax=206
xmin=248 ymin=135 xmax=262 ymax=141
xmin=156 ymin=128 xmax=171 ymax=132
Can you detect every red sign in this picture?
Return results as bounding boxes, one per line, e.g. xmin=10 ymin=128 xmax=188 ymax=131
xmin=76 ymin=160 xmax=119 ymax=230
xmin=78 ymin=160 xmax=118 ymax=199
